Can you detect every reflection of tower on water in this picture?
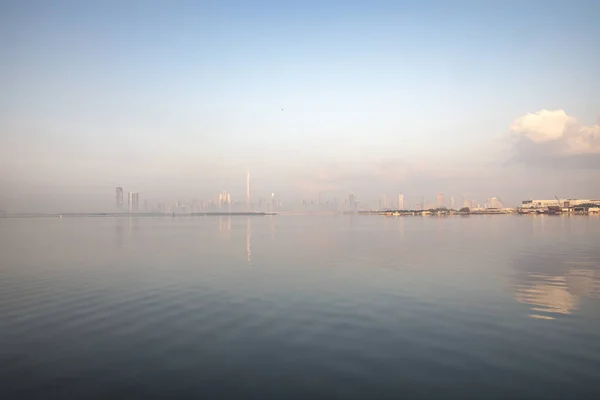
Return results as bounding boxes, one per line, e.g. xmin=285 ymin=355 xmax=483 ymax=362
xmin=246 ymin=217 xmax=252 ymax=266
xmin=270 ymin=215 xmax=275 ymax=241
xmin=115 ymin=217 xmax=124 ymax=247
xmin=397 ymin=217 xmax=404 ymax=239
xmin=218 ymin=216 xmax=232 ymax=237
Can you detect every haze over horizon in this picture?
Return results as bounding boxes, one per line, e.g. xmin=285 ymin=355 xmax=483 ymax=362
xmin=1 ymin=0 xmax=599 ymax=213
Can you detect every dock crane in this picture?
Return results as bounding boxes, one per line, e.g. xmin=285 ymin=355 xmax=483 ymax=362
xmin=555 ymin=196 xmax=562 ymax=207
xmin=548 ymin=196 xmax=565 ymax=214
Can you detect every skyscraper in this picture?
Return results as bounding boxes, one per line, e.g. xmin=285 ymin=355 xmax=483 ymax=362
xmin=116 ymin=187 xmax=124 ymax=208
xmin=246 ymin=170 xmax=251 ymax=210
xmin=437 ymin=193 xmax=445 ymax=208
xmin=398 ymin=193 xmax=404 ymax=210
xmin=219 ymin=190 xmax=231 ymax=209
xmin=380 ymin=194 xmax=389 ymax=210
xmin=348 ymin=193 xmax=356 ymax=212
xmin=128 ymin=192 xmax=139 ymax=212
xmin=450 ymin=196 xmax=455 ymax=210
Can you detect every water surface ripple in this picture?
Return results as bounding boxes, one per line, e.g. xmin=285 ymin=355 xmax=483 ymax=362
xmin=1 ymin=215 xmax=600 ymax=399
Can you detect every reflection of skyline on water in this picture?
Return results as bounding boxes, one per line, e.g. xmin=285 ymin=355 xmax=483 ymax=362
xmin=218 ymin=216 xmax=231 ymax=239
xmin=108 ymin=214 xmax=600 ymax=321
xmin=512 ymin=255 xmax=600 ymax=320
xmin=5 ymin=215 xmax=600 ymax=398
xmin=115 ymin=218 xmax=124 ymax=247
xmin=216 ymin=216 xmax=252 ymax=265
xmin=246 ymin=217 xmax=251 ymax=266
xmin=114 ymin=217 xmax=138 ymax=247
xmin=270 ymin=215 xmax=275 ymax=241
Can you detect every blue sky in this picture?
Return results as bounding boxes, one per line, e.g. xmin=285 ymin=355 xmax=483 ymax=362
xmin=1 ymin=0 xmax=599 ymax=211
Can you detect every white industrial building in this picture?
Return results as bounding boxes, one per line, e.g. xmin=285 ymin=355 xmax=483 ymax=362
xmin=521 ymin=199 xmax=600 ymax=209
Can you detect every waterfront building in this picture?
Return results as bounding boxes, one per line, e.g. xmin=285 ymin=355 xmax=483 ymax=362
xmin=219 ymin=190 xmax=231 ymax=209
xmin=349 ymin=193 xmax=357 ymax=212
xmin=521 ymin=199 xmax=600 ymax=209
xmin=128 ymin=192 xmax=139 ymax=211
xmin=437 ymin=193 xmax=445 ymax=208
xmin=489 ymin=197 xmax=504 ymax=209
xmin=116 ymin=187 xmax=124 ymax=208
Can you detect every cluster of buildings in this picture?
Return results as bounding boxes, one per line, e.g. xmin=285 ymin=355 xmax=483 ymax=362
xmin=115 ymin=171 xmax=280 ymax=214
xmin=114 ymin=172 xmax=599 ymax=215
xmin=520 ymin=199 xmax=600 ymax=214
xmin=299 ymin=193 xmax=360 ymax=212
xmin=378 ymin=196 xmax=600 ymax=215
xmin=116 ymin=187 xmax=139 ymax=212
xmin=375 ymin=193 xmax=505 ymax=212
xmin=377 ymin=194 xmax=405 ymax=210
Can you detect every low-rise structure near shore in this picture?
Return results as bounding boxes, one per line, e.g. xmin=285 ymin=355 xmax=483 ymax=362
xmin=519 ymin=199 xmax=600 ymax=214
xmin=521 ymin=199 xmax=600 ymax=209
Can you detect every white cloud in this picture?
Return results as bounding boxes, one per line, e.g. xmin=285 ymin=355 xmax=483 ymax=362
xmin=510 ymin=109 xmax=600 ymax=154
xmin=567 ymin=124 xmax=600 ymax=154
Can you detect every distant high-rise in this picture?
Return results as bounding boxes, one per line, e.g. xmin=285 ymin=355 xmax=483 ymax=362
xmin=379 ymin=194 xmax=389 ymax=210
xmin=450 ymin=196 xmax=455 ymax=210
xmin=116 ymin=187 xmax=124 ymax=208
xmin=271 ymin=193 xmax=275 ymax=212
xmin=398 ymin=193 xmax=404 ymax=210
xmin=128 ymin=192 xmax=139 ymax=212
xmin=437 ymin=193 xmax=445 ymax=208
xmin=246 ymin=170 xmax=251 ymax=210
xmin=219 ymin=190 xmax=231 ymax=209
xmin=348 ymin=193 xmax=356 ymax=212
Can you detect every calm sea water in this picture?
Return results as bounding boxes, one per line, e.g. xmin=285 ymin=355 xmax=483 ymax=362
xmin=1 ymin=215 xmax=599 ymax=399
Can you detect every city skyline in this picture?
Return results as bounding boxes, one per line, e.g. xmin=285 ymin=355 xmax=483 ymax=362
xmin=1 ymin=1 xmax=599 ymax=213
xmin=2 ymin=168 xmax=593 ymax=214
xmin=108 ymin=175 xmax=542 ymax=214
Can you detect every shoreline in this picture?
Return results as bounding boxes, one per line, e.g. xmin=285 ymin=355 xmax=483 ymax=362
xmin=0 ymin=212 xmax=277 ymax=218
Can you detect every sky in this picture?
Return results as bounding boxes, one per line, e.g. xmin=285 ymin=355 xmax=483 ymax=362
xmin=1 ymin=0 xmax=599 ymax=212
